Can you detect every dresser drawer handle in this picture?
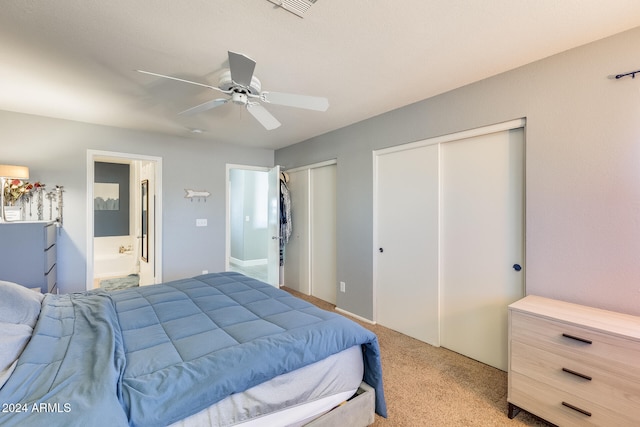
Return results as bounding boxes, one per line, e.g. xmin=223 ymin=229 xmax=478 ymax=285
xmin=562 ymin=367 xmax=592 ymax=381
xmin=562 ymin=333 xmax=592 ymax=344
xmin=562 ymin=401 xmax=592 ymax=417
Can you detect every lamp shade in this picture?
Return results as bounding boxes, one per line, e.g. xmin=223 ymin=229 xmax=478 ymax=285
xmin=0 ymin=165 xmax=29 ymax=179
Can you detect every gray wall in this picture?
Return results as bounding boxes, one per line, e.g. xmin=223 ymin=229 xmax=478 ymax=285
xmin=276 ymin=26 xmax=640 ymax=320
xmin=0 ymin=111 xmax=273 ymax=293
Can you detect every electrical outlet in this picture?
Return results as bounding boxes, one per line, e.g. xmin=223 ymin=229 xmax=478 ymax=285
xmin=202 ymin=270 xmax=209 ymax=275
xmin=340 ymin=281 xmax=346 ymax=293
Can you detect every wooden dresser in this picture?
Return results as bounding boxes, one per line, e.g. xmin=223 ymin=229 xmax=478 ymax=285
xmin=0 ymin=221 xmax=57 ymax=293
xmin=508 ymin=295 xmax=640 ymax=426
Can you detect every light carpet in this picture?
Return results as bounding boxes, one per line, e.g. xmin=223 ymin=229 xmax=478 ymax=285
xmin=281 ymin=287 xmax=552 ymax=427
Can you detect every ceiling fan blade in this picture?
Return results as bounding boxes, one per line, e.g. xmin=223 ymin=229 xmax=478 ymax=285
xmin=179 ymin=98 xmax=228 ymax=115
xmin=261 ymin=91 xmax=329 ymax=111
xmin=137 ymin=69 xmax=227 ymax=93
xmin=246 ymin=103 xmax=281 ymax=130
xmin=228 ymin=51 xmax=256 ymax=88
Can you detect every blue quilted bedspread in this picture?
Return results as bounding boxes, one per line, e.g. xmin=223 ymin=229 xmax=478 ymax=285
xmin=0 ymin=272 xmax=386 ymax=426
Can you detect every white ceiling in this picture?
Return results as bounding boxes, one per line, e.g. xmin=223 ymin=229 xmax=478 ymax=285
xmin=1 ymin=0 xmax=640 ymax=150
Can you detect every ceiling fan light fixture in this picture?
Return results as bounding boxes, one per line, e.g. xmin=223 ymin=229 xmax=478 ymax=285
xmin=231 ymin=92 xmax=248 ymax=105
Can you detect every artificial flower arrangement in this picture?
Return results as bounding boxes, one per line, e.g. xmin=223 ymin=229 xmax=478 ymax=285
xmin=3 ymin=179 xmax=45 ymax=205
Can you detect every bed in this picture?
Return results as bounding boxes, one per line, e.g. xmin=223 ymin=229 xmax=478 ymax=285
xmin=0 ymin=272 xmax=386 ymax=426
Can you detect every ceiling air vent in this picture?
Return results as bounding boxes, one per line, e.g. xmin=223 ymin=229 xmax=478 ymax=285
xmin=267 ymin=0 xmax=318 ymax=18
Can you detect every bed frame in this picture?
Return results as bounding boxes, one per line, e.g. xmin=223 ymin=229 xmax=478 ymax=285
xmin=305 ymin=382 xmax=376 ymax=427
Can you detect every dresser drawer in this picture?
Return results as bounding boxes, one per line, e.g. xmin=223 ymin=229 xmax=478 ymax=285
xmin=45 ymin=263 xmax=57 ymax=294
xmin=511 ymin=311 xmax=640 ymax=381
xmin=45 ymin=243 xmax=56 ymax=272
xmin=510 ymin=371 xmax=637 ymax=426
xmin=511 ymin=339 xmax=640 ymax=415
xmin=0 ymin=221 xmax=57 ymax=294
xmin=44 ymin=222 xmax=57 ymax=250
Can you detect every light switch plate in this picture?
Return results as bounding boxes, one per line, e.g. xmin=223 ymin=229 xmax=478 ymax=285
xmin=196 ymin=218 xmax=207 ymax=227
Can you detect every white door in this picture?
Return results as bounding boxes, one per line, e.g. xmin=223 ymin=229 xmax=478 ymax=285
xmin=310 ymin=164 xmax=337 ymax=304
xmin=375 ymin=144 xmax=440 ymax=346
xmin=266 ymin=165 xmax=281 ymax=287
xmin=440 ymin=129 xmax=525 ymax=371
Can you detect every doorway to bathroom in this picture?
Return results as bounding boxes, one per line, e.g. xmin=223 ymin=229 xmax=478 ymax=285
xmin=86 ymin=150 xmax=163 ymax=290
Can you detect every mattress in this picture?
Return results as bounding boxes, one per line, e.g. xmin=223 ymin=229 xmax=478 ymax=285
xmin=172 ymin=344 xmax=364 ymax=427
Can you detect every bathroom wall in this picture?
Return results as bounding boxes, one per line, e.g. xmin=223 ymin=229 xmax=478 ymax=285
xmin=94 ymin=161 xmax=136 ymax=281
xmin=94 ymin=161 xmax=129 ymax=237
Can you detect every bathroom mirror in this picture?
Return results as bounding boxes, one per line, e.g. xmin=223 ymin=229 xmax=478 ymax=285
xmin=141 ymin=179 xmax=148 ymax=262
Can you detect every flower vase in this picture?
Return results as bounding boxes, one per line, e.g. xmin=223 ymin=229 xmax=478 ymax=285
xmin=36 ymin=187 xmax=44 ymax=220
xmin=4 ymin=205 xmax=22 ymax=221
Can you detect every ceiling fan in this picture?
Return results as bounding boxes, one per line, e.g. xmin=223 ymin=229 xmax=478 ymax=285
xmin=138 ymin=51 xmax=329 ymax=130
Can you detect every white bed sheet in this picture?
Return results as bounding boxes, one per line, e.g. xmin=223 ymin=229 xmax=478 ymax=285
xmin=170 ymin=345 xmax=364 ymax=427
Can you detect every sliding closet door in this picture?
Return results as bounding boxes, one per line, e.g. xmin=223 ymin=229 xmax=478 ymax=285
xmin=283 ymin=170 xmax=310 ymax=294
xmin=440 ymin=129 xmax=524 ymax=371
xmin=283 ymin=163 xmax=337 ymax=302
xmin=310 ymin=164 xmax=337 ymax=304
xmin=375 ymin=144 xmax=440 ymax=346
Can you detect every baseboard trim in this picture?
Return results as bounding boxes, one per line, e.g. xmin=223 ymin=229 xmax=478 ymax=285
xmin=335 ymin=307 xmax=376 ymax=325
xmin=230 ymin=257 xmax=267 ymax=267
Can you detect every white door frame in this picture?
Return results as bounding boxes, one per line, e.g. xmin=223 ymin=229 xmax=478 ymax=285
xmin=86 ymin=150 xmax=163 ymax=290
xmin=372 ymin=118 xmax=526 ymax=324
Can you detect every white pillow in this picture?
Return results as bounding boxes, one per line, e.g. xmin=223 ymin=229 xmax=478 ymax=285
xmin=0 ymin=322 xmax=33 ymax=388
xmin=0 ymin=280 xmax=44 ymax=328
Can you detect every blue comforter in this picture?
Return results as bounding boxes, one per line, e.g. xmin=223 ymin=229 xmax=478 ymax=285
xmin=0 ymin=272 xmax=386 ymax=426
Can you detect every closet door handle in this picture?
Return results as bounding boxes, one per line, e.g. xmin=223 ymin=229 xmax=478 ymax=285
xmin=512 ymin=264 xmax=522 ymax=271
xmin=379 ymin=248 xmax=384 ymax=253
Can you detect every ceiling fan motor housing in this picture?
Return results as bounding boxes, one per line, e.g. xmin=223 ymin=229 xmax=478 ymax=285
xmin=218 ymin=70 xmax=262 ymax=95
